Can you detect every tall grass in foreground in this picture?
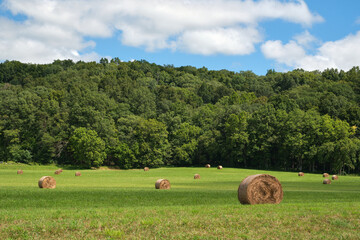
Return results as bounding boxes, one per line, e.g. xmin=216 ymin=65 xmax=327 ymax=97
xmin=1 ymin=164 xmax=360 ymax=239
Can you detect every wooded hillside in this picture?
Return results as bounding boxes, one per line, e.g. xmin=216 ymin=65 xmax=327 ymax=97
xmin=1 ymin=59 xmax=360 ymax=174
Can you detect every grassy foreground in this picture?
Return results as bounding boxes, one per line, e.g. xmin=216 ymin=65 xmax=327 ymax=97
xmin=1 ymin=164 xmax=360 ymax=239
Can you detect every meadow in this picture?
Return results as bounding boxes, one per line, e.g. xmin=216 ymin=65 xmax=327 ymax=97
xmin=1 ymin=164 xmax=360 ymax=239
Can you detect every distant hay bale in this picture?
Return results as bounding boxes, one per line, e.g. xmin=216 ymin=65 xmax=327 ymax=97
xmin=323 ymin=173 xmax=329 ymax=178
xmin=58 ymin=169 xmax=63 ymax=172
xmin=238 ymin=174 xmax=283 ymax=205
xmin=194 ymin=174 xmax=200 ymax=179
xmin=38 ymin=176 xmax=56 ymax=189
xmin=205 ymin=164 xmax=211 ymax=168
xmin=155 ymin=179 xmax=170 ymax=189
xmin=298 ymin=172 xmax=304 ymax=176
xmin=332 ymin=175 xmax=338 ymax=180
xmin=75 ymin=172 xmax=81 ymax=176
xmin=144 ymin=167 xmax=150 ymax=171
xmin=55 ymin=170 xmax=61 ymax=175
xmin=323 ymin=179 xmax=331 ymax=184
xmin=17 ymin=170 xmax=23 ymax=175
xmin=217 ymin=165 xmax=223 ymax=169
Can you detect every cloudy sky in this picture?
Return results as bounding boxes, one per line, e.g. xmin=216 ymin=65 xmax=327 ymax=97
xmin=0 ymin=0 xmax=359 ymax=75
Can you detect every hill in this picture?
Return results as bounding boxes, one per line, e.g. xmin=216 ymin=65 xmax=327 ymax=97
xmin=1 ymin=60 xmax=360 ymax=173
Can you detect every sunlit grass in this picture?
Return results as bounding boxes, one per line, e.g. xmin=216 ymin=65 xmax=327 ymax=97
xmin=1 ymin=164 xmax=360 ymax=239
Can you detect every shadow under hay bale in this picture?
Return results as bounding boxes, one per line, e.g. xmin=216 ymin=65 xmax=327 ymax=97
xmin=17 ymin=170 xmax=23 ymax=175
xmin=238 ymin=174 xmax=283 ymax=205
xmin=332 ymin=175 xmax=338 ymax=180
xmin=323 ymin=173 xmax=329 ymax=178
xmin=217 ymin=165 xmax=223 ymax=169
xmin=155 ymin=179 xmax=170 ymax=189
xmin=205 ymin=164 xmax=211 ymax=168
xmin=323 ymin=179 xmax=331 ymax=184
xmin=38 ymin=176 xmax=56 ymax=189
xmin=75 ymin=172 xmax=81 ymax=176
xmin=144 ymin=167 xmax=149 ymax=171
xmin=194 ymin=174 xmax=200 ymax=179
xmin=298 ymin=172 xmax=304 ymax=176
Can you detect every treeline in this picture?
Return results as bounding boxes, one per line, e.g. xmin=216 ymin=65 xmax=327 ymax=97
xmin=1 ymin=59 xmax=360 ymax=174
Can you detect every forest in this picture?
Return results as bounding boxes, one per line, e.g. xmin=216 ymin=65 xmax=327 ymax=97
xmin=1 ymin=59 xmax=360 ymax=174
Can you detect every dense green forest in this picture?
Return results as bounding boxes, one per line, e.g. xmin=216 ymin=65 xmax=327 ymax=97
xmin=1 ymin=59 xmax=360 ymax=174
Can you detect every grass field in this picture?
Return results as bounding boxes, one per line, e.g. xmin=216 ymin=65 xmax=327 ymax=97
xmin=1 ymin=164 xmax=360 ymax=239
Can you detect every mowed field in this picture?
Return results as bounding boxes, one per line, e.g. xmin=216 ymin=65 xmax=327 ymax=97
xmin=1 ymin=164 xmax=360 ymax=239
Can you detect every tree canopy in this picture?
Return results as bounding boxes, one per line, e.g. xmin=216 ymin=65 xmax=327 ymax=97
xmin=1 ymin=59 xmax=360 ymax=174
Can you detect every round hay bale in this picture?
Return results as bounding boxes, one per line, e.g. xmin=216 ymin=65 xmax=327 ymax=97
xmin=55 ymin=170 xmax=61 ymax=175
xmin=75 ymin=172 xmax=81 ymax=176
xmin=298 ymin=172 xmax=304 ymax=176
xmin=323 ymin=179 xmax=331 ymax=184
xmin=38 ymin=176 xmax=56 ymax=189
xmin=217 ymin=165 xmax=223 ymax=169
xmin=17 ymin=170 xmax=23 ymax=175
xmin=144 ymin=167 xmax=150 ymax=171
xmin=238 ymin=174 xmax=283 ymax=205
xmin=205 ymin=164 xmax=211 ymax=168
xmin=323 ymin=173 xmax=329 ymax=178
xmin=155 ymin=179 xmax=170 ymax=190
xmin=332 ymin=175 xmax=338 ymax=180
xmin=194 ymin=174 xmax=200 ymax=179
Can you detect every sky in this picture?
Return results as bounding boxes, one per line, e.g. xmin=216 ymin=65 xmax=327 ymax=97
xmin=0 ymin=0 xmax=360 ymax=75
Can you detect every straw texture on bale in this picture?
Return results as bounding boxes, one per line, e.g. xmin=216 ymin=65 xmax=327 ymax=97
xmin=17 ymin=170 xmax=23 ymax=175
xmin=238 ymin=174 xmax=283 ymax=205
xmin=298 ymin=172 xmax=304 ymax=176
xmin=38 ymin=176 xmax=56 ymax=189
xmin=155 ymin=179 xmax=170 ymax=189
xmin=323 ymin=173 xmax=329 ymax=178
xmin=332 ymin=175 xmax=338 ymax=180
xmin=75 ymin=172 xmax=81 ymax=176
xmin=217 ymin=165 xmax=223 ymax=169
xmin=323 ymin=179 xmax=331 ymax=184
xmin=205 ymin=164 xmax=211 ymax=168
xmin=144 ymin=167 xmax=150 ymax=171
xmin=194 ymin=174 xmax=200 ymax=179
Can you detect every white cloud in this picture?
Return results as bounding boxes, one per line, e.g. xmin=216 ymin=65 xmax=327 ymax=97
xmin=293 ymin=30 xmax=318 ymax=48
xmin=261 ymin=31 xmax=360 ymax=71
xmin=261 ymin=40 xmax=307 ymax=66
xmin=177 ymin=27 xmax=261 ymax=55
xmin=0 ymin=17 xmax=99 ymax=63
xmin=0 ymin=0 xmax=323 ymax=62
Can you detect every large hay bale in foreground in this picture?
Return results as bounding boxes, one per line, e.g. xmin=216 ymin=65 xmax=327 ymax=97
xmin=144 ymin=167 xmax=150 ymax=171
xmin=323 ymin=179 xmax=331 ymax=184
xmin=238 ymin=174 xmax=283 ymax=205
xmin=75 ymin=172 xmax=81 ymax=176
xmin=217 ymin=165 xmax=223 ymax=169
xmin=323 ymin=173 xmax=329 ymax=178
xmin=155 ymin=179 xmax=170 ymax=189
xmin=332 ymin=175 xmax=338 ymax=180
xmin=194 ymin=174 xmax=200 ymax=179
xmin=205 ymin=164 xmax=211 ymax=168
xmin=17 ymin=170 xmax=23 ymax=175
xmin=38 ymin=176 xmax=56 ymax=189
xmin=298 ymin=172 xmax=304 ymax=176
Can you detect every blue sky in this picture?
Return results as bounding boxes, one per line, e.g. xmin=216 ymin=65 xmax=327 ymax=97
xmin=1 ymin=0 xmax=360 ymax=75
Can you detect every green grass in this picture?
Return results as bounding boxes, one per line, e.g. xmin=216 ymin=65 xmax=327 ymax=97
xmin=1 ymin=164 xmax=360 ymax=239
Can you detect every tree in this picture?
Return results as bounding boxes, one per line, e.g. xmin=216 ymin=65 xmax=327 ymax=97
xmin=171 ymin=123 xmax=201 ymax=165
xmin=68 ymin=127 xmax=106 ymax=167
